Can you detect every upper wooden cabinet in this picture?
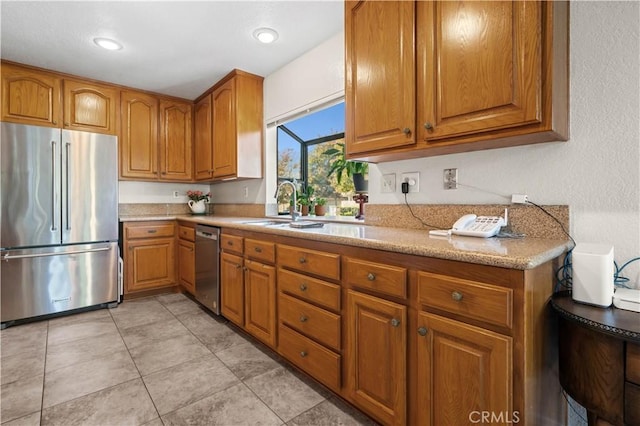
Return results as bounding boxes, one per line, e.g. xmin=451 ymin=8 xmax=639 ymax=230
xmin=345 ymin=0 xmax=569 ymax=162
xmin=1 ymin=63 xmax=62 ymax=127
xmin=63 ymin=79 xmax=118 ymax=135
xmin=159 ymin=100 xmax=192 ymax=181
xmin=210 ymin=70 xmax=263 ymax=181
xmin=120 ymin=90 xmax=159 ymax=179
xmin=345 ymin=0 xmax=416 ymax=154
xmin=2 ymin=63 xmax=119 ymax=135
xmin=120 ymin=91 xmax=193 ymax=182
xmin=194 ymin=94 xmax=214 ymax=181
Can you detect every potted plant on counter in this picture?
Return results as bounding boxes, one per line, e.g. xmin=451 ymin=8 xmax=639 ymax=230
xmin=323 ymin=142 xmax=369 ymax=193
xmin=186 ymin=190 xmax=211 ymax=214
xmin=314 ymin=198 xmax=327 ymax=216
xmin=297 ymin=185 xmax=314 ymax=216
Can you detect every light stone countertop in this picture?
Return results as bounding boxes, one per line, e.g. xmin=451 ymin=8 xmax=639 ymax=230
xmin=119 ymin=214 xmax=571 ymax=270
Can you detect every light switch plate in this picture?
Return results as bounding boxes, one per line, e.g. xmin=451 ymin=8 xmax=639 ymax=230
xmin=381 ymin=173 xmax=396 ymax=193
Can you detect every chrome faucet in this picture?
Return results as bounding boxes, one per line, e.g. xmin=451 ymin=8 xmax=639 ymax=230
xmin=274 ymin=180 xmax=301 ymax=221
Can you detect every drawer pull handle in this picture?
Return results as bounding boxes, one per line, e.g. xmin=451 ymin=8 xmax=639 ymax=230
xmin=299 ymin=257 xmax=306 ymax=264
xmin=367 ymin=272 xmax=376 ymax=281
xmin=299 ymin=284 xmax=307 ymax=291
xmin=147 ymin=229 xmax=157 ymax=234
xmin=300 ymin=315 xmax=308 ymax=323
xmin=417 ymin=327 xmax=428 ymax=336
xmin=227 ymin=241 xmax=233 ymax=245
xmin=451 ymin=291 xmax=463 ymax=301
xmin=300 ymin=351 xmax=307 ymax=358
xmin=390 ymin=318 xmax=400 ymax=327
xmin=254 ymin=247 xmax=262 ymax=253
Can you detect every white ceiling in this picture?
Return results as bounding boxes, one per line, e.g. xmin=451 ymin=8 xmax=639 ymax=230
xmin=1 ymin=1 xmax=344 ymax=100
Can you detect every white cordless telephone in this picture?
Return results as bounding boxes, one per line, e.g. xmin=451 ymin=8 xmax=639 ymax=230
xmin=430 ymin=209 xmax=508 ymax=238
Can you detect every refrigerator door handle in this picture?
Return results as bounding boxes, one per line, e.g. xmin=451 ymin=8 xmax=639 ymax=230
xmin=65 ymin=142 xmax=71 ymax=231
xmin=3 ymin=246 xmax=111 ymax=262
xmin=51 ymin=140 xmax=58 ymax=231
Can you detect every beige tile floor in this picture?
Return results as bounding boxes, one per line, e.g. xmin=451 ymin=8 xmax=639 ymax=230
xmin=0 ymin=293 xmax=377 ymax=426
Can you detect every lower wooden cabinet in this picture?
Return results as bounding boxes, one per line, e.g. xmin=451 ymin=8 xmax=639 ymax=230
xmin=220 ymin=235 xmax=277 ymax=348
xmin=220 ymin=251 xmax=245 ymax=326
xmin=177 ymin=223 xmax=196 ymax=295
xmin=244 ymin=259 xmax=277 ymax=347
xmin=416 ymin=311 xmax=513 ymax=426
xmin=346 ymin=290 xmax=407 ymax=426
xmin=123 ymin=221 xmax=176 ymax=294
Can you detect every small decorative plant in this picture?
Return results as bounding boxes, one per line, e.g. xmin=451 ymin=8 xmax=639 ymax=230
xmin=186 ymin=190 xmax=211 ymax=202
xmin=314 ymin=197 xmax=327 ymax=216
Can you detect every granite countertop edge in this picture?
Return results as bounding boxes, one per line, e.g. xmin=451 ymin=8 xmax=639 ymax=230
xmin=119 ymin=214 xmax=571 ymax=270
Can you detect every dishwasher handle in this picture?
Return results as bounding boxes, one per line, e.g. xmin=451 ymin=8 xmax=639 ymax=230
xmin=196 ymin=228 xmax=220 ymax=240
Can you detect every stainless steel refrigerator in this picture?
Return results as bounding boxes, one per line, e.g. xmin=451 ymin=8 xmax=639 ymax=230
xmin=1 ymin=122 xmax=119 ymax=327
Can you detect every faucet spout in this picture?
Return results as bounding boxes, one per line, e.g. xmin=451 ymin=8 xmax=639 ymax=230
xmin=274 ymin=180 xmax=300 ymax=221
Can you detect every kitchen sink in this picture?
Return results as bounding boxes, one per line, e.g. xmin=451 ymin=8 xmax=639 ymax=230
xmin=240 ymin=219 xmax=290 ymax=226
xmin=239 ymin=219 xmax=324 ymax=229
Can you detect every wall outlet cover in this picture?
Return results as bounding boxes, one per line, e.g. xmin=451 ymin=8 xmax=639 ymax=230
xmin=401 ymin=172 xmax=420 ymax=193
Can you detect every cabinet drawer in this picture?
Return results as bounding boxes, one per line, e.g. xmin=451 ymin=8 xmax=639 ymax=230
xmin=278 ymin=324 xmax=341 ymax=391
xmin=279 ymin=293 xmax=341 ymax=351
xmin=125 ymin=222 xmax=175 ymax=239
xmin=344 ymin=257 xmax=407 ymax=299
xmin=627 ymin=343 xmax=640 ymax=384
xmin=178 ymin=225 xmax=195 ymax=241
xmin=245 ymin=239 xmax=275 ymax=264
xmin=418 ymin=272 xmax=513 ymax=329
xmin=221 ymin=234 xmax=244 ymax=255
xmin=278 ymin=268 xmax=341 ymax=312
xmin=277 ymin=244 xmax=340 ymax=281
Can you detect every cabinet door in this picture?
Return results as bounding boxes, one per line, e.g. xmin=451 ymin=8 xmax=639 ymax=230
xmin=125 ymin=238 xmax=176 ymax=293
xmin=1 ymin=63 xmax=62 ymax=127
xmin=120 ymin=91 xmax=159 ymax=179
xmin=418 ymin=1 xmax=541 ymax=141
xmin=211 ymin=79 xmax=237 ymax=178
xmin=345 ymin=0 xmax=415 ymax=154
xmin=220 ymin=252 xmax=244 ymax=326
xmin=159 ymin=100 xmax=193 ymax=181
xmin=178 ymin=239 xmax=195 ymax=295
xmin=416 ymin=311 xmax=513 ymax=425
xmin=346 ymin=290 xmax=406 ymax=426
xmin=244 ymin=259 xmax=276 ymax=348
xmin=63 ymin=79 xmax=118 ymax=135
xmin=194 ymin=94 xmax=214 ymax=180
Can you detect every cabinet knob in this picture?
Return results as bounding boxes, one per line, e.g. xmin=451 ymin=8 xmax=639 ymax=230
xmin=451 ymin=291 xmax=463 ymax=301
xmin=299 ymin=283 xmax=307 ymax=291
xmin=300 ymin=315 xmax=308 ymax=323
xmin=424 ymin=122 xmax=433 ymax=130
xmin=235 ymin=264 xmax=242 ymax=269
xmin=64 ymin=122 xmax=69 ymax=126
xmin=300 ymin=351 xmax=307 ymax=358
xmin=367 ymin=272 xmax=376 ymax=281
xmin=418 ymin=327 xmax=428 ymax=336
xmin=390 ymin=318 xmax=400 ymax=327
xmin=299 ymin=257 xmax=306 ymax=264
xmin=403 ymin=127 xmax=411 ymax=135
xmin=147 ymin=229 xmax=157 ymax=234
xmin=52 ymin=120 xmax=57 ymax=125
xmin=254 ymin=247 xmax=262 ymax=253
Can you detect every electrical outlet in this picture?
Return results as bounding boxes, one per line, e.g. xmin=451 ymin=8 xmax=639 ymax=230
xmin=443 ymin=168 xmax=458 ymax=190
xmin=381 ymin=173 xmax=396 ymax=193
xmin=172 ymin=191 xmax=179 ymax=198
xmin=401 ymin=172 xmax=420 ymax=193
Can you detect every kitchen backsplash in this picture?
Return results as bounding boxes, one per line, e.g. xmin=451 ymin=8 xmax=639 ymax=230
xmin=365 ymin=204 xmax=569 ymax=240
xmin=118 ymin=203 xmax=265 ymax=218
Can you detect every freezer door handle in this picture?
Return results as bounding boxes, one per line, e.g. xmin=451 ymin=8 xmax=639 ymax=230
xmin=3 ymin=246 xmax=111 ymax=261
xmin=65 ymin=142 xmax=71 ymax=230
xmin=51 ymin=140 xmax=58 ymax=231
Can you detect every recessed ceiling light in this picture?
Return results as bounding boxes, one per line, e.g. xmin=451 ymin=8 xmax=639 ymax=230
xmin=93 ymin=37 xmax=123 ymax=51
xmin=253 ymin=28 xmax=279 ymax=44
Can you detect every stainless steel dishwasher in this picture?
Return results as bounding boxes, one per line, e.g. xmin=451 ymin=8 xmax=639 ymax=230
xmin=194 ymin=224 xmax=220 ymax=315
